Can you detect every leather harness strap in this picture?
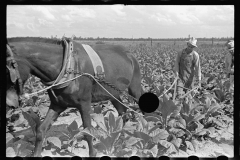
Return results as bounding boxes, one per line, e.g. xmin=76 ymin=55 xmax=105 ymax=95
xmin=82 ymin=44 xmax=105 ymax=80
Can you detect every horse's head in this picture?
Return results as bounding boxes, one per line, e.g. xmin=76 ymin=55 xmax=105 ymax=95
xmin=6 ymin=44 xmax=23 ymax=108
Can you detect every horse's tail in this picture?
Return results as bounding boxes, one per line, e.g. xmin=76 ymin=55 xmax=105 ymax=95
xmin=128 ymin=54 xmax=144 ymax=105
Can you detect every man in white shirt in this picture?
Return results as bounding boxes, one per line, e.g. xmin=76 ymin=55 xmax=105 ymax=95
xmin=174 ymin=37 xmax=201 ymax=98
xmin=225 ymin=40 xmax=234 ymax=91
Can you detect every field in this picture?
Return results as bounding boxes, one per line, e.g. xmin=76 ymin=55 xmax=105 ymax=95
xmin=6 ymin=40 xmax=234 ymax=157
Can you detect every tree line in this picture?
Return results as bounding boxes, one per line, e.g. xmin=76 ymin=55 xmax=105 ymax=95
xmin=9 ymin=36 xmax=233 ymax=42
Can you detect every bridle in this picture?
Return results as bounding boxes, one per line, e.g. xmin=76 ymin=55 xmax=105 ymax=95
xmin=6 ymin=44 xmax=23 ymax=95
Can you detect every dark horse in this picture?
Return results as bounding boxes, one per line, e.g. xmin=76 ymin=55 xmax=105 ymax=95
xmin=6 ymin=37 xmax=143 ymax=157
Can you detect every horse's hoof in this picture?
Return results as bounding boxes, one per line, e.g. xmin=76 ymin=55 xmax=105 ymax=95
xmin=33 ymin=151 xmax=42 ymax=157
xmin=89 ymin=150 xmax=97 ymax=157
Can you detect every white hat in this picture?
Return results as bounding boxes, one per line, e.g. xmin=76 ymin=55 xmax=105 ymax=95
xmin=187 ymin=37 xmax=197 ymax=48
xmin=226 ymin=40 xmax=234 ymax=51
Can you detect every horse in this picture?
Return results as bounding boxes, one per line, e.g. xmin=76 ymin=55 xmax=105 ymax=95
xmin=6 ymin=37 xmax=143 ymax=157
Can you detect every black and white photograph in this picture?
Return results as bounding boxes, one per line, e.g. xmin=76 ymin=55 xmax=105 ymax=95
xmin=6 ymin=5 xmax=234 ymax=158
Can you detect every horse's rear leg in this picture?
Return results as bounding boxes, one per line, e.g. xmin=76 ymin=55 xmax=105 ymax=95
xmin=33 ymin=104 xmax=65 ymax=157
xmin=128 ymin=56 xmax=143 ymax=102
xmin=128 ymin=70 xmax=144 ymax=114
xmin=78 ymin=100 xmax=97 ymax=157
xmin=128 ymin=76 xmax=142 ymax=102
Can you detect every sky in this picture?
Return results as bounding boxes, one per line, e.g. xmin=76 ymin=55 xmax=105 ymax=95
xmin=7 ymin=5 xmax=234 ymax=39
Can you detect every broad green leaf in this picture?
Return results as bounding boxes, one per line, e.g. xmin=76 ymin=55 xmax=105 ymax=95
xmin=133 ymin=131 xmax=151 ymax=146
xmin=195 ymin=129 xmax=210 ymax=136
xmin=46 ymin=124 xmax=69 ymax=139
xmin=145 ymin=140 xmax=156 ymax=150
xmin=67 ymin=120 xmax=79 ymax=138
xmin=180 ymin=112 xmax=194 ymax=126
xmin=207 ymin=127 xmax=215 ymax=135
xmin=124 ymin=136 xmax=142 ymax=147
xmin=6 ymin=133 xmax=14 ymax=144
xmin=31 ymin=96 xmax=39 ymax=105
xmin=181 ymin=100 xmax=191 ymax=115
xmin=114 ymin=148 xmax=133 ymax=157
xmin=17 ymin=142 xmax=33 ymax=157
xmin=194 ymin=122 xmax=204 ymax=133
xmin=47 ymin=137 xmax=61 ymax=149
xmin=133 ymin=139 xmax=143 ymax=149
xmin=205 ymin=97 xmax=211 ymax=109
xmin=185 ymin=141 xmax=195 ymax=151
xmin=113 ymin=117 xmax=123 ymax=132
xmin=91 ymin=113 xmax=108 ymax=133
xmin=223 ymin=81 xmax=231 ymax=91
xmin=38 ymin=104 xmax=49 ymax=118
xmin=143 ymin=146 xmax=158 ymax=157
xmin=99 ymin=131 xmax=121 ymax=154
xmin=152 ymin=129 xmax=169 ymax=142
xmin=93 ymin=105 xmax=103 ymax=114
xmin=123 ymin=121 xmax=138 ymax=132
xmin=10 ymin=139 xmax=29 ymax=156
xmin=29 ymin=108 xmax=41 ymax=126
xmin=170 ymin=136 xmax=182 ymax=149
xmin=191 ymin=139 xmax=199 ymax=151
xmin=206 ymin=104 xmax=221 ymax=117
xmin=153 ymin=85 xmax=160 ymax=97
xmin=6 ymin=147 xmax=16 ymax=157
xmin=158 ymin=95 xmax=180 ymax=126
xmin=214 ymin=89 xmax=225 ymax=102
xmin=22 ymin=111 xmax=37 ymax=136
xmin=190 ymin=105 xmax=205 ymax=115
xmin=80 ymin=127 xmax=107 ymax=139
xmin=177 ymin=117 xmax=186 ymax=129
xmin=157 ymin=140 xmax=178 ymax=155
xmin=168 ymin=119 xmax=176 ymax=128
xmin=168 ymin=118 xmax=186 ymax=129
xmin=187 ymin=121 xmax=198 ymax=132
xmin=144 ymin=76 xmax=153 ymax=85
xmin=68 ymin=120 xmax=78 ymax=132
xmin=216 ymin=79 xmax=223 ymax=91
xmin=94 ymin=142 xmax=107 ymax=154
xmin=213 ymin=118 xmax=227 ymax=128
xmin=149 ymin=125 xmax=162 ymax=136
xmin=136 ymin=116 xmax=148 ymax=133
xmin=192 ymin=113 xmax=205 ymax=123
xmin=207 ymin=75 xmax=215 ymax=84
xmin=169 ymin=128 xmax=185 ymax=138
xmin=53 ymin=149 xmax=76 ymax=157
xmin=144 ymin=114 xmax=162 ymax=123
xmin=108 ymin=112 xmax=116 ymax=133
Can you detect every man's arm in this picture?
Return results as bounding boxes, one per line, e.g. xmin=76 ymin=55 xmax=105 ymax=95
xmin=225 ymin=53 xmax=231 ymax=74
xmin=174 ymin=51 xmax=181 ymax=77
xmin=194 ymin=52 xmax=201 ymax=81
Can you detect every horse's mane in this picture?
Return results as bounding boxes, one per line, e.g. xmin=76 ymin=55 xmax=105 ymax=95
xmin=7 ymin=37 xmax=70 ymax=46
xmin=7 ymin=37 xmax=71 ymax=56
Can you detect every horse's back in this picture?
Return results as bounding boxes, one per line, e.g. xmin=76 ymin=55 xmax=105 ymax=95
xmin=96 ymin=44 xmax=136 ymax=76
xmin=88 ymin=43 xmax=133 ymax=64
xmin=74 ymin=42 xmax=137 ymax=86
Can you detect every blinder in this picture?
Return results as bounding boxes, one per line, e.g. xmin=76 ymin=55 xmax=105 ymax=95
xmin=6 ymin=44 xmax=23 ymax=95
xmin=7 ymin=65 xmax=18 ymax=83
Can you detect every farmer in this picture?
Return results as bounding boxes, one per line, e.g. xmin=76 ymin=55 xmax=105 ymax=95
xmin=174 ymin=37 xmax=201 ymax=98
xmin=225 ymin=40 xmax=234 ymax=91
